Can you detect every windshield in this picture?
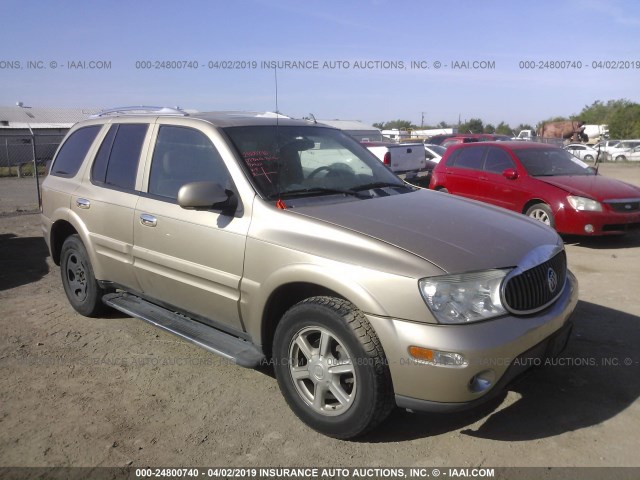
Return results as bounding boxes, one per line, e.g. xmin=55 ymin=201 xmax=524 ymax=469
xmin=224 ymin=125 xmax=406 ymax=199
xmin=514 ymin=148 xmax=595 ymax=176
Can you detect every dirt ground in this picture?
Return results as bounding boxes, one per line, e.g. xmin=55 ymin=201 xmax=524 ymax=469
xmin=1 ymin=164 xmax=639 ymax=469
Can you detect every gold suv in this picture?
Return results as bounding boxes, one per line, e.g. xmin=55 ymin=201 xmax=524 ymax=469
xmin=41 ymin=107 xmax=578 ymax=438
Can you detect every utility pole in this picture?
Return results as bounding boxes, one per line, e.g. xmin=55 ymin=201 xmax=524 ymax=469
xmin=421 ymin=112 xmax=425 ymax=128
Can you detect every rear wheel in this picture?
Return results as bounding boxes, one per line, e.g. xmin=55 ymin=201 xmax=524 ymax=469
xmin=273 ymin=296 xmax=394 ymax=439
xmin=584 ymin=154 xmax=594 ymax=161
xmin=60 ymin=235 xmax=110 ymax=317
xmin=525 ymin=203 xmax=555 ymax=229
xmin=615 ymin=155 xmax=626 ymax=162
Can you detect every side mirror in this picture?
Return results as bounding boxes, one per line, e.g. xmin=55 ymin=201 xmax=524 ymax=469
xmin=177 ymin=181 xmax=237 ymax=212
xmin=502 ymin=168 xmax=519 ymax=180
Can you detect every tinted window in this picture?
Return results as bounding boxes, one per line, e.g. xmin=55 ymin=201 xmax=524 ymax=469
xmin=91 ymin=125 xmax=117 ymax=183
xmin=453 ymin=147 xmax=486 ymax=170
xmin=148 ymin=126 xmax=231 ymax=199
xmin=484 ymin=148 xmax=515 ymax=173
xmin=104 ymin=124 xmax=148 ymax=190
xmin=50 ymin=126 xmax=101 ymax=177
xmin=514 ymin=148 xmax=594 ymax=176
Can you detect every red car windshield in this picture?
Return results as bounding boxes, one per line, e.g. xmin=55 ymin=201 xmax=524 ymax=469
xmin=514 ymin=148 xmax=595 ymax=177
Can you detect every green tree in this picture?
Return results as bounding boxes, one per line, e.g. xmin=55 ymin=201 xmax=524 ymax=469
xmin=459 ymin=118 xmax=483 ymax=133
xmin=609 ymin=103 xmax=640 ymax=138
xmin=484 ymin=124 xmax=495 ymax=134
xmin=372 ymin=120 xmax=418 ymax=130
xmin=382 ymin=119 xmax=416 ymax=130
xmin=495 ymin=121 xmax=512 ymax=135
xmin=577 ymin=99 xmax=634 ymax=125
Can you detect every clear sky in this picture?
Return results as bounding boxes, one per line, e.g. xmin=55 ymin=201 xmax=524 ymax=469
xmin=1 ymin=0 xmax=639 ymax=128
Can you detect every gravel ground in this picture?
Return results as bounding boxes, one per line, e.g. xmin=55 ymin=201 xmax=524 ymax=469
xmin=0 ymin=165 xmax=639 ymax=469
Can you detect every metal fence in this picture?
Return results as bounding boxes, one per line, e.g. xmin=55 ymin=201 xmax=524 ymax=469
xmin=1 ymin=133 xmax=64 ymax=176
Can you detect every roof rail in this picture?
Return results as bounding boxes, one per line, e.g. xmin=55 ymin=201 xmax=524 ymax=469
xmin=90 ymin=106 xmax=188 ymax=118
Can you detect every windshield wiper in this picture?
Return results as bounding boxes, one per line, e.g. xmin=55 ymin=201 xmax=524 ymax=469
xmin=273 ymin=187 xmax=372 ymax=199
xmin=352 ymin=181 xmax=407 ymax=191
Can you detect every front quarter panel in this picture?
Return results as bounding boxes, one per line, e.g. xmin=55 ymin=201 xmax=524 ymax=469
xmin=240 ymin=198 xmax=444 ymax=344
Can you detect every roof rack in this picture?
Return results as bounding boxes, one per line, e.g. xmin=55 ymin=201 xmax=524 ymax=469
xmin=90 ymin=106 xmax=188 ymax=118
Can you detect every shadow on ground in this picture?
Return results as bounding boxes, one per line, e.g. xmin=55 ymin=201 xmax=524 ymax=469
xmin=0 ymin=234 xmax=49 ymax=291
xmin=361 ymin=300 xmax=639 ymax=442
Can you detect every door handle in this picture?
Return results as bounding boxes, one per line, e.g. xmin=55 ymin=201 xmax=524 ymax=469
xmin=140 ymin=214 xmax=157 ymax=227
xmin=76 ymin=198 xmax=90 ymax=209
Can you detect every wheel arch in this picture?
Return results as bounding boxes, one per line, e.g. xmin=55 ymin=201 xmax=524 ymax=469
xmin=50 ymin=220 xmax=78 ymax=265
xmin=261 ymin=282 xmax=345 ymax=359
xmin=522 ymin=198 xmax=549 ymax=215
xmin=254 ymin=264 xmax=390 ymax=358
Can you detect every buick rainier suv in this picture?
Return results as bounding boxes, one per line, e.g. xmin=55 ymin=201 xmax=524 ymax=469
xmin=41 ymin=107 xmax=578 ymax=438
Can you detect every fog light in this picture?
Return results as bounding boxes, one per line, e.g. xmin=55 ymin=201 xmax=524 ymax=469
xmin=408 ymin=346 xmax=467 ymax=367
xmin=469 ymin=370 xmax=495 ymax=393
xmin=584 ymin=224 xmax=594 ymax=233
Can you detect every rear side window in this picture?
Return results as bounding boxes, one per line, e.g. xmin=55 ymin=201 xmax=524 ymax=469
xmin=91 ymin=124 xmax=148 ymax=190
xmin=91 ymin=125 xmax=117 ymax=183
xmin=50 ymin=126 xmax=101 ymax=177
xmin=451 ymin=147 xmax=486 ymax=170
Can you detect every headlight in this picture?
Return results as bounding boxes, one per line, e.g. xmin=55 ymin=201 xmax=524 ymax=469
xmin=419 ymin=270 xmax=508 ymax=324
xmin=567 ymin=195 xmax=602 ymax=211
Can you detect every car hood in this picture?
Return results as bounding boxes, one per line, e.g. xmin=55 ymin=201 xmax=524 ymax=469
xmin=536 ymin=175 xmax=640 ymax=201
xmin=292 ymin=189 xmax=562 ymax=274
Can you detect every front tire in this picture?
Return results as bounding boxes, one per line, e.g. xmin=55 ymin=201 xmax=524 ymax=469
xmin=526 ymin=203 xmax=555 ymax=229
xmin=273 ymin=297 xmax=394 ymax=439
xmin=60 ymin=235 xmax=110 ymax=317
xmin=615 ymin=155 xmax=626 ymax=162
xmin=584 ymin=154 xmax=594 ymax=161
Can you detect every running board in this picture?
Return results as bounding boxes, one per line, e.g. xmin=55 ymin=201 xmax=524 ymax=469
xmin=102 ymin=293 xmax=264 ymax=368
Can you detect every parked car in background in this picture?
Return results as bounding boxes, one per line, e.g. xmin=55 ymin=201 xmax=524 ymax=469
xmin=441 ymin=134 xmax=512 ymax=148
xmin=592 ymin=139 xmax=620 ymax=152
xmin=425 ymin=133 xmax=457 ymax=145
xmin=429 ymin=142 xmax=640 ymax=235
xmin=423 ymin=143 xmax=446 ymax=171
xmin=612 ymin=145 xmax=640 ymax=162
xmin=361 ymin=141 xmax=426 ymax=175
xmin=441 ymin=136 xmax=481 ymax=148
xmin=608 ymin=140 xmax=640 ymax=161
xmin=564 ymin=143 xmax=600 ymax=162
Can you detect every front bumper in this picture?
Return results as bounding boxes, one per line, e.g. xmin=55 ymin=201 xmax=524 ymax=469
xmin=555 ymin=207 xmax=640 ymax=235
xmin=366 ymin=270 xmax=578 ymax=411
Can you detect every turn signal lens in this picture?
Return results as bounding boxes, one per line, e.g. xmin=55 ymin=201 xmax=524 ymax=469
xmin=408 ymin=346 xmax=468 ymax=367
xmin=408 ymin=346 xmax=434 ymax=362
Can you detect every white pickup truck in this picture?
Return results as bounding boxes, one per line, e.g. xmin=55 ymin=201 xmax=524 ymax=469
xmin=360 ymin=141 xmax=427 ymax=176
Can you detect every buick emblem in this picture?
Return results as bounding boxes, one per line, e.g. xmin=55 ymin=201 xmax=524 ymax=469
xmin=547 ymin=268 xmax=558 ymax=293
xmin=625 ymin=204 xmax=632 ymax=210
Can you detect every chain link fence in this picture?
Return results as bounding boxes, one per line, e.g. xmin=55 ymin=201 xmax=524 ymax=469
xmin=0 ymin=132 xmax=64 ymax=177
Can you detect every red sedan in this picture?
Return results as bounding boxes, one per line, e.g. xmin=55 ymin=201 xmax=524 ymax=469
xmin=428 ymin=142 xmax=640 ymax=235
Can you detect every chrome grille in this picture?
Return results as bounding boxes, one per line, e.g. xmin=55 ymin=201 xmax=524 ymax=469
xmin=503 ymin=251 xmax=566 ymax=314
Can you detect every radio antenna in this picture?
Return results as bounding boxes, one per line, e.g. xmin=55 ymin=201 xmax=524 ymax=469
xmin=274 ymin=67 xmax=279 ymax=118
